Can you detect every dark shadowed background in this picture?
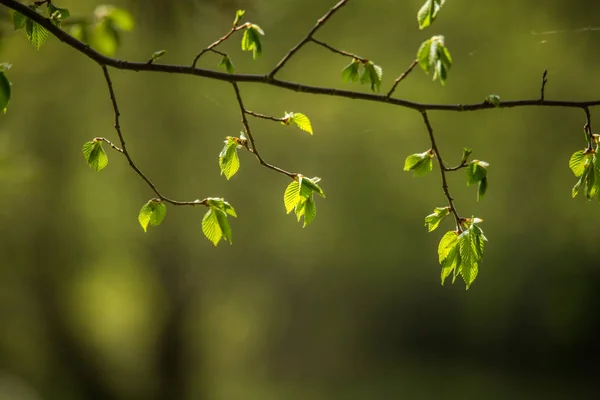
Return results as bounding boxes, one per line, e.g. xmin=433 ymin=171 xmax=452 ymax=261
xmin=1 ymin=0 xmax=600 ymax=399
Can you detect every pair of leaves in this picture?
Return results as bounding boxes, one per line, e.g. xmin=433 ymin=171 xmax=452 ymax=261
xmin=424 ymin=206 xmax=450 ymax=232
xmin=70 ymin=5 xmax=134 ymax=56
xmin=283 ymin=175 xmax=325 ymax=227
xmin=0 ymin=64 xmax=11 ymax=114
xmin=417 ymin=35 xmax=453 ymax=86
xmin=202 ymin=198 xmax=237 ymax=246
xmin=570 ymin=149 xmax=600 ymax=200
xmin=466 ymin=160 xmax=489 ymax=201
xmin=404 ymin=150 xmax=434 ymax=177
xmin=438 ymin=219 xmax=487 ymax=289
xmin=219 ymin=136 xmax=244 ymax=180
xmin=341 ymin=59 xmax=383 ymax=92
xmin=241 ymin=24 xmax=264 ymax=59
xmin=282 ymin=112 xmax=313 ymax=134
xmin=138 ymin=199 xmax=167 ymax=232
xmin=219 ymin=55 xmax=235 ymax=73
xmin=82 ymin=140 xmax=108 ymax=172
xmin=417 ymin=0 xmax=446 ymax=29
xmin=13 ymin=3 xmax=70 ymax=49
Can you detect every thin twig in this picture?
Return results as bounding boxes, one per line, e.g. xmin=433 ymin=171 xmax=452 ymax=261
xmin=96 ymin=137 xmax=123 ymax=153
xmin=420 ymin=111 xmax=462 ymax=231
xmin=540 ymin=70 xmax=548 ymax=101
xmin=584 ymin=106 xmax=595 ymax=150
xmin=101 ymin=65 xmax=205 ymax=207
xmin=443 ymin=162 xmax=468 ymax=172
xmin=231 ymin=83 xmax=296 ymax=178
xmin=268 ymin=0 xmax=350 ymax=77
xmin=245 ymin=110 xmax=285 ymax=122
xmin=310 ymin=38 xmax=366 ymax=61
xmin=386 ymin=59 xmax=418 ymax=98
xmin=191 ymin=24 xmax=246 ymax=68
xmin=3 ymin=0 xmax=600 ymax=113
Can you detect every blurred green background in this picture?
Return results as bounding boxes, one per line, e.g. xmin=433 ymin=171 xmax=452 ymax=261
xmin=1 ymin=0 xmax=600 ymax=399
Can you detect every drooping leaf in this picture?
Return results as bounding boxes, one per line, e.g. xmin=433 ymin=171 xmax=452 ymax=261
xmin=424 ymin=206 xmax=450 ymax=232
xmin=219 ymin=55 xmax=235 ymax=73
xmin=25 ymin=19 xmax=49 ymax=50
xmin=302 ymin=196 xmax=317 ymax=227
xmin=417 ymin=35 xmax=452 ymax=85
xmin=438 ymin=230 xmax=459 ymax=264
xmin=341 ymin=59 xmax=360 ymax=83
xmin=360 ymin=61 xmax=383 ymax=92
xmin=214 ymin=208 xmax=233 ymax=244
xmin=569 ymin=150 xmax=588 ymax=177
xmin=92 ymin=18 xmax=119 ymax=55
xmin=82 ymin=140 xmax=108 ymax=171
xmin=241 ymin=24 xmax=264 ymax=59
xmin=202 ymin=208 xmax=223 ymax=246
xmin=0 ymin=71 xmax=11 ymax=114
xmin=466 ymin=160 xmax=488 ymax=185
xmin=284 ymin=180 xmax=301 ymax=213
xmin=477 ymin=177 xmax=488 ymax=201
xmin=417 ymin=0 xmax=446 ymax=29
xmin=95 ymin=5 xmax=134 ymax=31
xmin=13 ymin=11 xmax=27 ymax=30
xmin=218 ymin=137 xmax=241 ymax=180
xmin=138 ymin=199 xmax=167 ymax=232
xmin=404 ymin=151 xmax=433 ymax=177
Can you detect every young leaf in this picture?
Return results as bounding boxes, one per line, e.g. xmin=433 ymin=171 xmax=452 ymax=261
xmin=233 ymin=10 xmax=245 ymax=26
xmin=82 ymin=140 xmax=108 ymax=172
xmin=461 ymin=148 xmax=473 ymax=164
xmin=466 ymin=160 xmax=488 ymax=185
xmin=218 ymin=137 xmax=241 ymax=180
xmin=417 ymin=0 xmax=446 ymax=29
xmin=92 ymin=19 xmax=119 ymax=55
xmin=151 ymin=49 xmax=167 ymax=62
xmin=477 ymin=177 xmax=488 ymax=201
xmin=417 ymin=36 xmax=452 ymax=85
xmin=219 ymin=55 xmax=235 ymax=73
xmin=485 ymin=94 xmax=501 ymax=107
xmin=302 ymin=196 xmax=317 ymax=227
xmin=569 ymin=150 xmax=588 ymax=177
xmin=302 ymin=176 xmax=326 ymax=197
xmin=96 ymin=5 xmax=134 ymax=31
xmin=341 ymin=59 xmax=360 ymax=83
xmin=13 ymin=11 xmax=26 ymax=30
xmin=25 ymin=19 xmax=49 ymax=50
xmin=361 ymin=61 xmax=383 ymax=92
xmin=206 ymin=197 xmax=238 ymax=217
xmin=424 ymin=206 xmax=450 ymax=232
xmin=202 ymin=208 xmax=223 ymax=246
xmin=0 ymin=71 xmax=11 ymax=113
xmin=283 ymin=180 xmax=301 ymax=213
xmin=404 ymin=151 xmax=433 ymax=177
xmin=290 ymin=113 xmax=313 ymax=134
xmin=241 ymin=24 xmax=264 ymax=59
xmin=438 ymin=230 xmax=459 ymax=265
xmin=138 ymin=199 xmax=167 ymax=232
xmin=47 ymin=4 xmax=70 ymax=20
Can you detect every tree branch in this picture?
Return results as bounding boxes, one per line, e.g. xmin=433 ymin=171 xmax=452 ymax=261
xmin=386 ymin=59 xmax=418 ymax=98
xmin=268 ymin=0 xmax=350 ymax=77
xmin=309 ymin=38 xmax=366 ymax=61
xmin=101 ymin=65 xmax=207 ymax=207
xmin=191 ymin=24 xmax=246 ymax=68
xmin=420 ymin=111 xmax=462 ymax=230
xmin=231 ymin=83 xmax=296 ymax=178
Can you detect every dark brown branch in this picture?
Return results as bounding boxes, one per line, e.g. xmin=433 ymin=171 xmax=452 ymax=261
xmin=584 ymin=106 xmax=594 ymax=149
xmin=101 ymin=65 xmax=206 ymax=207
xmin=3 ymin=0 xmax=600 ymax=113
xmin=191 ymin=24 xmax=246 ymax=68
xmin=268 ymin=0 xmax=350 ymax=77
xmin=387 ymin=59 xmax=418 ymax=98
xmin=231 ymin=83 xmax=296 ymax=178
xmin=420 ymin=111 xmax=462 ymax=230
xmin=540 ymin=70 xmax=548 ymax=101
xmin=310 ymin=38 xmax=366 ymax=61
xmin=245 ymin=110 xmax=285 ymax=122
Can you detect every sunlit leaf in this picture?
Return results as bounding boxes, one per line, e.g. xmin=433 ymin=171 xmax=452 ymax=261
xmin=290 ymin=113 xmax=313 ymax=134
xmin=424 ymin=206 xmax=449 ymax=232
xmin=341 ymin=59 xmax=360 ymax=83
xmin=404 ymin=151 xmax=433 ymax=177
xmin=25 ymin=19 xmax=49 ymax=50
xmin=233 ymin=10 xmax=245 ymax=26
xmin=477 ymin=177 xmax=488 ymax=201
xmin=241 ymin=24 xmax=264 ymax=59
xmin=466 ymin=160 xmax=488 ymax=185
xmin=219 ymin=55 xmax=235 ymax=73
xmin=13 ymin=11 xmax=26 ymax=30
xmin=82 ymin=140 xmax=108 ymax=172
xmin=138 ymin=199 xmax=167 ymax=232
xmin=218 ymin=137 xmax=241 ymax=180
xmin=202 ymin=208 xmax=223 ymax=246
xmin=303 ymin=196 xmax=317 ymax=227
xmin=569 ymin=150 xmax=588 ymax=177
xmin=417 ymin=0 xmax=446 ymax=29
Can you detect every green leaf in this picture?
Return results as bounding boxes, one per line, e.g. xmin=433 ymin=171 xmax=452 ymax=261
xmin=569 ymin=150 xmax=588 ymax=177
xmin=302 ymin=176 xmax=326 ymax=197
xmin=466 ymin=160 xmax=488 ymax=185
xmin=233 ymin=10 xmax=245 ymax=26
xmin=361 ymin=61 xmax=383 ymax=92
xmin=0 ymin=71 xmax=11 ymax=114
xmin=92 ymin=19 xmax=119 ymax=55
xmin=341 ymin=59 xmax=360 ymax=83
xmin=303 ymin=196 xmax=317 ymax=227
xmin=219 ymin=55 xmax=235 ymax=73
xmin=417 ymin=0 xmax=446 ymax=29
xmin=424 ymin=206 xmax=450 ymax=232
xmin=206 ymin=197 xmax=238 ymax=217
xmin=438 ymin=230 xmax=459 ymax=264
xmin=584 ymin=162 xmax=599 ymax=200
xmin=202 ymin=208 xmax=223 ymax=246
xmin=47 ymin=4 xmax=70 ymax=26
xmin=241 ymin=24 xmax=264 ymax=59
xmin=572 ymin=170 xmax=586 ymax=198
xmin=289 ymin=113 xmax=313 ymax=134
xmin=138 ymin=200 xmax=167 ymax=232
xmin=477 ymin=177 xmax=488 ymax=201
xmin=441 ymin=243 xmax=460 ymax=285
xmin=214 ymin=208 xmax=233 ymax=244
xmin=25 ymin=19 xmax=49 ymax=50
xmin=151 ymin=49 xmax=167 ymax=62
xmin=284 ymin=180 xmax=301 ymax=213
xmin=218 ymin=137 xmax=241 ymax=180
xmin=404 ymin=151 xmax=433 ymax=177
xmin=461 ymin=148 xmax=473 ymax=164
xmin=13 ymin=11 xmax=26 ymax=30
xmin=96 ymin=5 xmax=134 ymax=31
xmin=82 ymin=140 xmax=108 ymax=172
xmin=485 ymin=94 xmax=501 ymax=107
xmin=417 ymin=36 xmax=452 ymax=85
